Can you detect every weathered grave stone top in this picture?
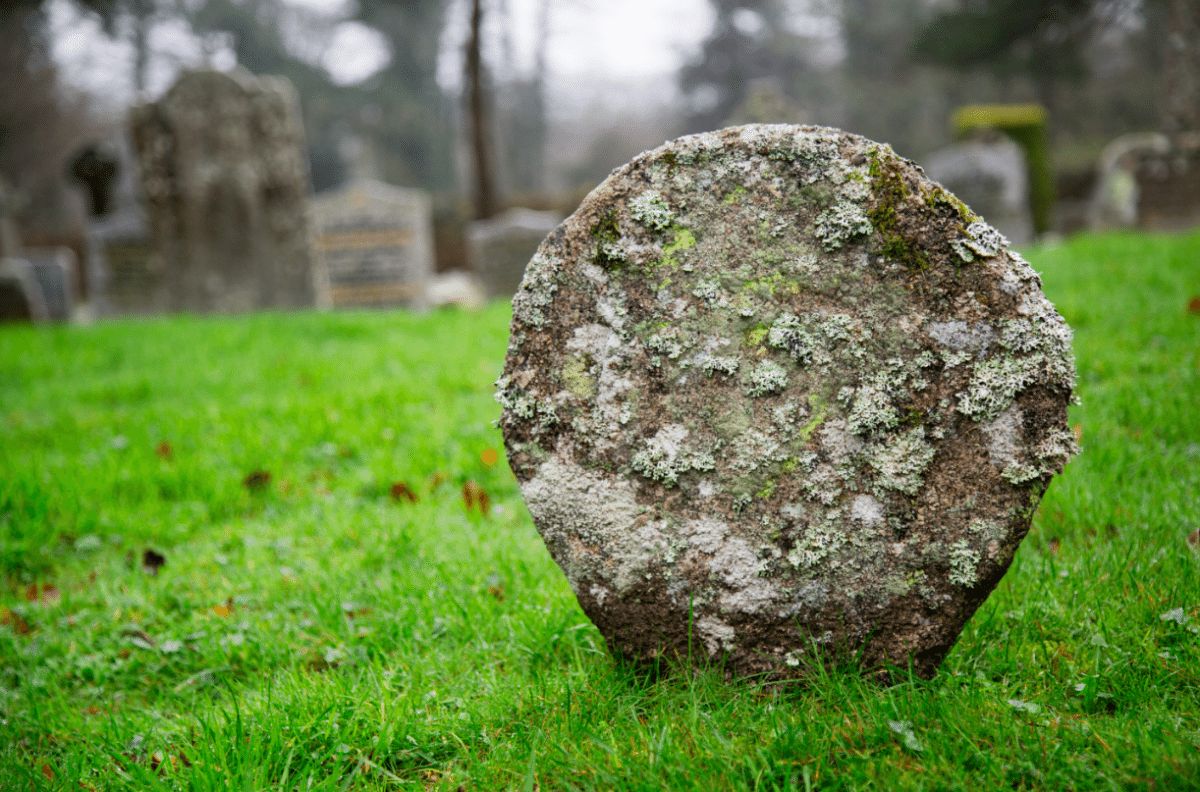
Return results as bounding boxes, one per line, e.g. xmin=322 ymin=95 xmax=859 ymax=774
xmin=924 ymin=135 xmax=1033 ymax=247
xmin=498 ymin=125 xmax=1078 ymax=680
xmin=310 ymin=178 xmax=434 ymax=309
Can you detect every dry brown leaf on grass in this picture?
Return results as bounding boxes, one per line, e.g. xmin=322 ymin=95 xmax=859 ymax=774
xmin=390 ymin=481 xmax=418 ymax=503
xmin=462 ymin=480 xmax=491 ymax=516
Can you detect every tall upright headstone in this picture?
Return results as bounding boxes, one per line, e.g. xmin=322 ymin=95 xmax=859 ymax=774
xmin=924 ymin=135 xmax=1034 ymax=247
xmin=310 ymin=179 xmax=434 ymax=309
xmin=498 ymin=125 xmax=1078 ymax=680
xmin=131 ymin=69 xmax=320 ymax=313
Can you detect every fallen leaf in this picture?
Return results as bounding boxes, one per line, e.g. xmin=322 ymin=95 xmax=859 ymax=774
xmin=1 ymin=606 xmax=32 ymax=635
xmin=1188 ymin=295 xmax=1200 ymax=314
xmin=1188 ymin=528 xmax=1199 ymax=551
xmin=155 ymin=441 xmax=172 ymax=460
xmin=41 ymin=762 xmax=53 ymax=781
xmin=480 ymin=448 xmax=499 ymax=466
xmin=462 ymin=480 xmax=490 ymax=516
xmin=142 ymin=549 xmax=166 ymax=575
xmin=212 ymin=604 xmax=231 ymax=618
xmin=243 ymin=470 xmax=271 ymax=490
xmin=24 ymin=583 xmax=59 ymax=605
xmin=390 ymin=481 xmax=417 ymax=503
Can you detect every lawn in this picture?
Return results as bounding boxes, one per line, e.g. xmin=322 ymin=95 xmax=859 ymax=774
xmin=1 ymin=230 xmax=1198 ymax=790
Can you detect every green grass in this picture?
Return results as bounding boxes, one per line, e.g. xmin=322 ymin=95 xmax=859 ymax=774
xmin=1 ymin=230 xmax=1198 ymax=790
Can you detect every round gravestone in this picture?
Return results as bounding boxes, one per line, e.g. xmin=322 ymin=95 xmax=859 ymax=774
xmin=497 ymin=125 xmax=1077 ymax=680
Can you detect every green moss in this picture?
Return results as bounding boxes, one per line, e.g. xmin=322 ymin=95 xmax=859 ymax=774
xmin=724 ymin=185 xmax=749 ymax=204
xmin=742 ymin=271 xmax=800 ymax=300
xmin=591 ymin=211 xmax=625 ymax=268
xmin=797 ymin=396 xmax=829 ymax=442
xmin=743 ymin=324 xmax=769 ymax=353
xmin=866 ymin=149 xmax=930 ymax=270
xmin=561 ymin=355 xmax=595 ymax=399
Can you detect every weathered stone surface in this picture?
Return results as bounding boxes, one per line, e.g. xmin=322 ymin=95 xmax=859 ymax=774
xmin=498 ymin=125 xmax=1078 ymax=680
xmin=131 ymin=69 xmax=319 ymax=313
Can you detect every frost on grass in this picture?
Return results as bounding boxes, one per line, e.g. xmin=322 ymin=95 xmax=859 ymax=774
xmin=499 ymin=124 xmax=1078 ymax=682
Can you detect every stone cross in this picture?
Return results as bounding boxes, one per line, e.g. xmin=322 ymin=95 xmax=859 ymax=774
xmin=498 ymin=125 xmax=1078 ymax=680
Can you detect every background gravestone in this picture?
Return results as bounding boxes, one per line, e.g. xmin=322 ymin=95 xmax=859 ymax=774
xmin=467 ymin=208 xmax=562 ymax=299
xmin=310 ymin=178 xmax=434 ymax=309
xmin=498 ymin=125 xmax=1077 ymax=680
xmin=1090 ymin=132 xmax=1200 ymax=232
xmin=24 ymin=247 xmax=77 ymax=322
xmin=131 ymin=69 xmax=319 ymax=314
xmin=0 ymin=258 xmax=48 ymax=323
xmin=923 ymin=134 xmax=1034 ymax=246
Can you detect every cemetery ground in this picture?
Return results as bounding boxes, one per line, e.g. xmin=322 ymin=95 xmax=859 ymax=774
xmin=1 ymin=231 xmax=1198 ymax=791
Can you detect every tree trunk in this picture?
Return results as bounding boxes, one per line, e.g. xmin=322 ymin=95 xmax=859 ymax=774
xmin=466 ymin=0 xmax=499 ymax=220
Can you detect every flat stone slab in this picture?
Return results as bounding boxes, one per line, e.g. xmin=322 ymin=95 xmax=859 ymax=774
xmin=498 ymin=125 xmax=1077 ymax=679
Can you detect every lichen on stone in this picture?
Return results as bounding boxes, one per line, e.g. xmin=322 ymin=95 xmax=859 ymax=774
xmin=813 ymin=201 xmax=874 ymax=251
xmin=629 ymin=191 xmax=676 ymax=231
xmin=746 ymin=360 xmax=789 ymax=396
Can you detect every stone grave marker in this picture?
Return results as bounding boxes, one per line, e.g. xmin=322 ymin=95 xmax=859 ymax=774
xmin=1090 ymin=132 xmax=1200 ymax=232
xmin=131 ymin=69 xmax=319 ymax=313
xmin=924 ymin=135 xmax=1034 ymax=247
xmin=497 ymin=125 xmax=1078 ymax=680
xmin=24 ymin=247 xmax=78 ymax=322
xmin=0 ymin=258 xmax=48 ymax=323
xmin=467 ymin=208 xmax=562 ymax=299
xmin=310 ymin=179 xmax=435 ymax=309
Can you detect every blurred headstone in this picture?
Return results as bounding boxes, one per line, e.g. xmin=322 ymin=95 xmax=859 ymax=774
xmin=131 ymin=69 xmax=320 ymax=313
xmin=725 ymin=78 xmax=808 ymax=126
xmin=23 ymin=247 xmax=77 ymax=321
xmin=467 ymin=208 xmax=561 ymax=299
xmin=0 ymin=258 xmax=48 ymax=323
xmin=1089 ymin=132 xmax=1200 ymax=232
xmin=70 ymin=144 xmax=120 ymax=218
xmin=310 ymin=178 xmax=434 ymax=309
xmin=924 ymin=135 xmax=1034 ymax=246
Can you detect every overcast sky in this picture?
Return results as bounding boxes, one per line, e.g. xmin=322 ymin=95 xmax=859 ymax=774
xmin=48 ymin=0 xmax=717 ymax=111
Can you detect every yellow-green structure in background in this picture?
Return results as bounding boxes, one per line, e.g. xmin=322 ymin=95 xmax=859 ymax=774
xmin=952 ymin=104 xmax=1054 ymax=237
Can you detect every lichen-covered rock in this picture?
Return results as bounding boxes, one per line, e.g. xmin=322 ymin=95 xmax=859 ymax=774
xmin=498 ymin=125 xmax=1078 ymax=680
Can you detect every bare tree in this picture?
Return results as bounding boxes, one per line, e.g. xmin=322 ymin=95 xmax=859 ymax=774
xmin=466 ymin=0 xmax=500 ymax=219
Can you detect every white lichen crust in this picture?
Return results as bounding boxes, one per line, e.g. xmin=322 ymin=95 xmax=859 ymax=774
xmin=498 ymin=124 xmax=1078 ymax=681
